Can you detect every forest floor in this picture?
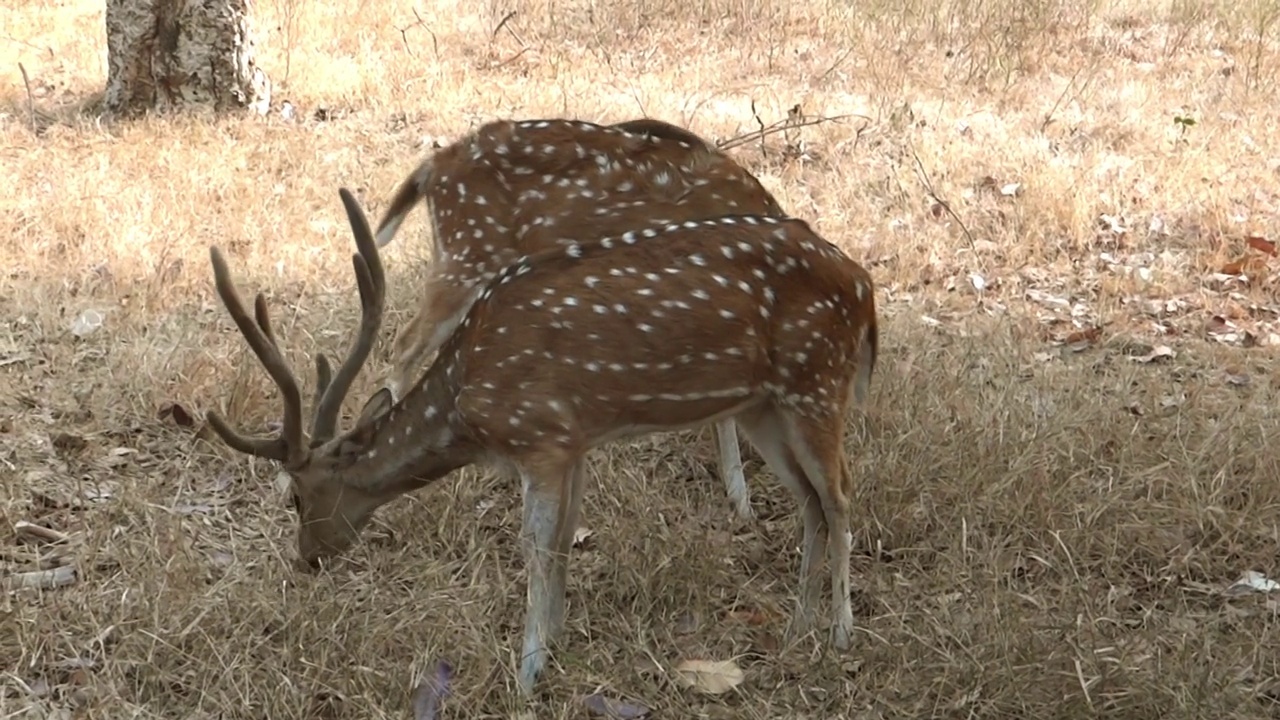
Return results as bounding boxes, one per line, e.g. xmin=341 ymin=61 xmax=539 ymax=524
xmin=4 ymin=0 xmax=1280 ymax=717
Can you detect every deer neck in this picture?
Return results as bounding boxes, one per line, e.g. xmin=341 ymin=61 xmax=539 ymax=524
xmin=335 ymin=368 xmax=479 ymax=494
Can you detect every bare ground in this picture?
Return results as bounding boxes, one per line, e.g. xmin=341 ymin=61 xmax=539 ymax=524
xmin=5 ymin=0 xmax=1280 ymax=717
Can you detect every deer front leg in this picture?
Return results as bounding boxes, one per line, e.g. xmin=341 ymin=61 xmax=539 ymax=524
xmin=714 ymin=419 xmax=752 ymax=520
xmin=516 ymin=456 xmax=581 ymax=696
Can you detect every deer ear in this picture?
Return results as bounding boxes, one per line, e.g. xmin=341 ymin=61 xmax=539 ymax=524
xmin=357 ymin=388 xmax=394 ymax=427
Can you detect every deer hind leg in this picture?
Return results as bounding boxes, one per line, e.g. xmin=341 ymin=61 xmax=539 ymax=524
xmin=782 ymin=410 xmax=855 ymax=651
xmin=713 ymin=419 xmax=753 ymax=520
xmin=734 ymin=406 xmax=828 ymax=639
xmin=548 ymin=459 xmax=587 ymax=637
xmin=515 ymin=451 xmax=585 ymax=696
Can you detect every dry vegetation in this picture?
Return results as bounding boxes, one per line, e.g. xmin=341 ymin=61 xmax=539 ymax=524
xmin=5 ymin=0 xmax=1280 ymax=716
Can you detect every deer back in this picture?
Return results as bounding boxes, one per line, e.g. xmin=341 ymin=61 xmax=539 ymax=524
xmin=375 ymin=118 xmax=784 ymax=258
xmin=395 ymin=215 xmax=877 ymax=457
xmin=378 ymin=119 xmax=788 ymax=394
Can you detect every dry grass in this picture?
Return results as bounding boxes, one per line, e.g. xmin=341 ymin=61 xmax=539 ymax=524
xmin=5 ymin=0 xmax=1280 ymax=716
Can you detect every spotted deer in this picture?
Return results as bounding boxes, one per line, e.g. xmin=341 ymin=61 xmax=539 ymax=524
xmin=371 ymin=117 xmax=787 ymax=521
xmin=204 ymin=188 xmax=878 ymax=696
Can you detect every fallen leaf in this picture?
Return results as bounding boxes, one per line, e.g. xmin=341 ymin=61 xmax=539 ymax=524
xmin=6 ymin=566 xmax=77 ymax=590
xmin=274 ymin=471 xmax=292 ymax=495
xmin=572 ymin=526 xmax=594 ymax=548
xmin=14 ymin=521 xmax=70 ymax=545
xmin=1129 ymin=345 xmax=1175 ymax=363
xmin=52 ymin=433 xmax=87 ymax=452
xmin=411 ymin=659 xmax=452 ymax=720
xmin=582 ymin=693 xmax=651 ymax=719
xmin=1063 ymin=327 xmax=1102 ymax=344
xmin=999 ymin=182 xmax=1022 ymax=197
xmin=1148 ymin=214 xmax=1168 ymax=236
xmin=70 ymin=309 xmax=104 ymax=338
xmin=1098 ymin=214 xmax=1128 ymax=235
xmin=673 ymin=611 xmax=699 ymax=635
xmin=1221 ymin=257 xmax=1249 ymax=275
xmin=673 ymin=659 xmax=745 ymax=695
xmin=1247 ymin=234 xmax=1277 ymax=256
xmin=1224 ymin=571 xmax=1280 ymax=597
xmin=158 ymin=402 xmax=195 ymax=428
xmin=725 ymin=609 xmax=772 ymax=626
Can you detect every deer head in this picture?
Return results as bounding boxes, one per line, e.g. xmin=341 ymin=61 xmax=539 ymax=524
xmin=204 ymin=189 xmax=472 ymax=564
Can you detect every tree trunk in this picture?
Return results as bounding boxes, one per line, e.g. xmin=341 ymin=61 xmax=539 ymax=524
xmin=104 ymin=0 xmax=272 ymax=117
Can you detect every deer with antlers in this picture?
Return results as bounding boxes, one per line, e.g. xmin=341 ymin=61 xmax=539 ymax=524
xmin=370 ymin=117 xmax=787 ymax=521
xmin=205 ymin=188 xmax=878 ymax=696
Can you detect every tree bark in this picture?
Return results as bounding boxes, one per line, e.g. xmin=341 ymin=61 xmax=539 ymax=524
xmin=104 ymin=0 xmax=272 ymax=117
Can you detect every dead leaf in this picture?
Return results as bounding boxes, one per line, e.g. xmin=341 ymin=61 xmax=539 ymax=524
xmin=1205 ymin=315 xmax=1256 ymax=346
xmin=70 ymin=309 xmax=104 ymax=338
xmin=6 ymin=566 xmax=77 ymax=590
xmin=52 ymin=433 xmax=87 ymax=452
xmin=274 ymin=471 xmax=292 ymax=495
xmin=1224 ymin=571 xmax=1280 ymax=597
xmin=14 ymin=521 xmax=70 ymax=545
xmin=100 ymin=447 xmax=137 ymax=469
xmin=1247 ymin=234 xmax=1277 ymax=256
xmin=1221 ymin=257 xmax=1247 ymax=275
xmin=1098 ymin=214 xmax=1128 ymax=235
xmin=674 ymin=611 xmax=699 ymax=635
xmin=673 ymin=659 xmax=745 ymax=695
xmin=411 ymin=659 xmax=452 ymax=720
xmin=158 ymin=402 xmax=195 ymax=428
xmin=1129 ymin=345 xmax=1175 ymax=363
xmin=725 ymin=609 xmax=772 ymax=626
xmin=999 ymin=182 xmax=1022 ymax=197
xmin=582 ymin=693 xmax=651 ymax=719
xmin=572 ymin=526 xmax=594 ymax=548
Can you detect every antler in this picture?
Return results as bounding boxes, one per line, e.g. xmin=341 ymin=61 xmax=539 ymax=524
xmin=204 ymin=246 xmax=307 ymax=466
xmin=206 ymin=187 xmax=387 ymax=465
xmin=310 ymin=188 xmax=386 ymax=444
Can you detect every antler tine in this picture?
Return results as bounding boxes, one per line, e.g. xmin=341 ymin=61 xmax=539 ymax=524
xmin=310 ymin=188 xmax=386 ymax=443
xmin=311 ymin=353 xmax=333 ymax=410
xmin=204 ymin=246 xmax=307 ymax=466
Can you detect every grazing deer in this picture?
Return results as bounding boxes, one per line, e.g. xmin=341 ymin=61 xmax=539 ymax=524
xmin=371 ymin=117 xmax=786 ymax=521
xmin=205 ymin=188 xmax=879 ymax=696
